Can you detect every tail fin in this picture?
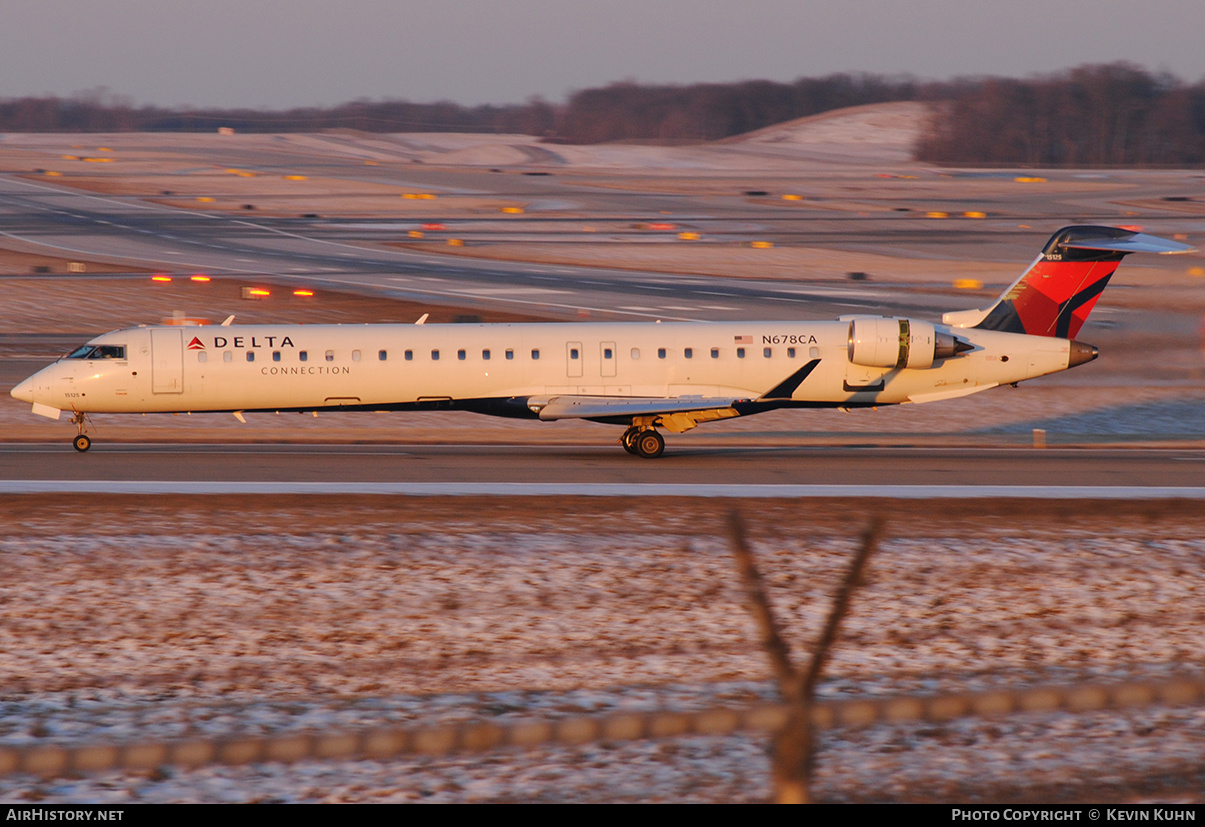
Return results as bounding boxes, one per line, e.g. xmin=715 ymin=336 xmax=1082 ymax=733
xmin=943 ymin=225 xmax=1194 ymax=339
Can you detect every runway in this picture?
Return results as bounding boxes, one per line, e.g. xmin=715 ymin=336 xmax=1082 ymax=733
xmin=1 ymin=443 xmax=1202 ymax=494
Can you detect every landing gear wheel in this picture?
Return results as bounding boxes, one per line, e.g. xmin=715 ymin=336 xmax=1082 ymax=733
xmin=633 ymin=429 xmax=665 ymax=459
xmin=620 ymin=427 xmax=640 ymax=455
xmin=72 ymin=434 xmax=91 ymax=453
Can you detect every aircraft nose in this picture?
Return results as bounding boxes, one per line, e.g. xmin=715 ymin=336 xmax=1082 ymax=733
xmin=10 ymin=376 xmax=34 ymax=403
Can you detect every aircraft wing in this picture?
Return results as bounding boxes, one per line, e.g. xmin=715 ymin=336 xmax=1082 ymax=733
xmin=533 ymin=360 xmax=822 ymax=423
xmin=535 ymin=395 xmax=746 ymax=421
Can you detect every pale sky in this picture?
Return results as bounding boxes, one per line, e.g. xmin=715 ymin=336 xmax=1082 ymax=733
xmin=3 ymin=0 xmax=1204 ymax=109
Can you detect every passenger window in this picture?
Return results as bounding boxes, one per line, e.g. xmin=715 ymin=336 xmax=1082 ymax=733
xmin=223 ymin=351 xmax=233 ymax=363
xmin=431 ymin=350 xmax=440 ymax=360
xmin=603 ymin=348 xmax=613 ymax=359
xmin=570 ymin=348 xmax=579 ymax=360
xmin=325 ymin=350 xmax=334 ymax=362
xmin=787 ymin=347 xmax=796 ymax=358
xmin=531 ymin=349 xmax=540 ymax=360
xmin=631 ymin=348 xmax=640 ymax=359
xmin=711 ymin=348 xmax=720 ymax=359
xmin=299 ymin=351 xmax=308 ymax=362
xmin=482 ymin=349 xmax=491 ymax=360
xmin=352 ymin=350 xmax=361 ymax=362
xmin=458 ymin=349 xmax=466 ymax=361
xmin=684 ymin=348 xmax=693 ymax=359
xmin=405 ymin=350 xmax=413 ymax=361
xmin=658 ymin=348 xmax=666 ymax=359
xmin=737 ymin=348 xmax=746 ymax=359
xmin=246 ymin=351 xmax=255 ymax=362
xmin=764 ymin=347 xmax=772 ymax=358
xmin=198 ymin=351 xmax=208 ymax=363
xmin=273 ymin=351 xmax=281 ymax=362
xmin=379 ymin=350 xmax=388 ymax=361
xmin=505 ymin=349 xmax=514 ymax=360
xmin=810 ymin=347 xmax=820 ymax=359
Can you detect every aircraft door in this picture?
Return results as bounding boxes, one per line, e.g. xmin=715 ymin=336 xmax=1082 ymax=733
xmin=150 ymin=328 xmax=184 ymax=394
xmin=566 ymin=341 xmax=583 ymax=378
xmin=600 ymin=341 xmax=617 ymax=377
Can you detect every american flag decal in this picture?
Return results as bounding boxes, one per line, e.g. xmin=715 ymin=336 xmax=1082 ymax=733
xmin=734 ymin=335 xmax=752 ymax=344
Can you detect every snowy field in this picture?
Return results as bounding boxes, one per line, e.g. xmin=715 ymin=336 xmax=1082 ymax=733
xmin=0 ymin=496 xmax=1201 ymax=803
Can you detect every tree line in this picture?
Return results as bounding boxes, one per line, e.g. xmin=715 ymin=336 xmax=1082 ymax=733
xmin=3 ymin=64 xmax=1203 ymax=165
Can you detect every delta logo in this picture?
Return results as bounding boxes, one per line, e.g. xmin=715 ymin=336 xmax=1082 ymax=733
xmin=187 ymin=337 xmax=205 ymax=350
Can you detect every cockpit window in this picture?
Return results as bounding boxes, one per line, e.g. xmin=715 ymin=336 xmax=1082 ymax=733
xmin=66 ymin=345 xmax=125 ymax=360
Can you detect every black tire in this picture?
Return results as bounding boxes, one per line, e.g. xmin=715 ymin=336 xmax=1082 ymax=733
xmin=634 ymin=430 xmax=664 ymax=459
xmin=621 ymin=427 xmax=639 ymax=455
xmin=73 ymin=434 xmax=91 ymax=452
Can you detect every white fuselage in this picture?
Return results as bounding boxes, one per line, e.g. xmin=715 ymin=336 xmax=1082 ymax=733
xmin=13 ymin=320 xmax=1075 ymax=420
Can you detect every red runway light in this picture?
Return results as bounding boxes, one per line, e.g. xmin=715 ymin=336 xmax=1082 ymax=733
xmin=293 ymin=289 xmax=314 ymax=297
xmin=151 ymin=275 xmax=172 ymax=282
xmin=190 ymin=274 xmax=211 ymax=282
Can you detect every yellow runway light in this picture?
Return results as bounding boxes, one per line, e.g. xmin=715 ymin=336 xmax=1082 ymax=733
xmin=750 ymin=241 xmax=774 ymax=249
xmin=1015 ymin=176 xmax=1047 ymax=183
xmin=284 ymin=175 xmax=308 ymax=181
xmin=44 ymin=171 xmax=61 ymax=176
xmin=954 ymin=279 xmax=984 ymax=290
xmin=926 ymin=211 xmax=949 ymax=219
xmin=151 ymin=275 xmax=172 ymax=283
xmin=781 ymin=194 xmax=803 ymax=201
xmin=196 ymin=197 xmax=215 ymax=203
xmin=448 ymin=238 xmax=464 ymax=247
xmin=293 ymin=289 xmax=314 ymax=297
xmin=678 ymin=232 xmax=701 ymax=240
xmin=1188 ymin=267 xmax=1205 ymax=278
xmin=501 ymin=206 xmax=524 ymax=214
xmin=963 ymin=211 xmax=987 ymax=218
xmin=408 ymin=230 xmax=424 ymax=238
xmin=190 ymin=275 xmax=211 ymax=282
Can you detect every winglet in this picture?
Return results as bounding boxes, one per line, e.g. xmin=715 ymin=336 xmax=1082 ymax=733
xmin=757 ymin=359 xmax=821 ymax=400
xmin=415 ymin=313 xmax=429 ymax=325
xmin=220 ymin=315 xmax=235 ymax=327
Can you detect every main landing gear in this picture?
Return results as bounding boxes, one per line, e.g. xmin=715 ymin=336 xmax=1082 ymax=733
xmin=620 ymin=426 xmax=664 ymax=459
xmin=70 ymin=412 xmax=92 ymax=452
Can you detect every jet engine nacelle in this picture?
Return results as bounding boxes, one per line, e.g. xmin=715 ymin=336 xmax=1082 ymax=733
xmin=847 ymin=317 xmax=968 ymax=370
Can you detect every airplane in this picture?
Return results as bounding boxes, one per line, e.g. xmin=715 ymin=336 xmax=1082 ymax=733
xmin=9 ymin=225 xmax=1195 ymax=458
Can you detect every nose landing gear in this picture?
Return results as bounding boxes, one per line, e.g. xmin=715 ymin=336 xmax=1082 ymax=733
xmin=70 ymin=412 xmax=92 ymax=452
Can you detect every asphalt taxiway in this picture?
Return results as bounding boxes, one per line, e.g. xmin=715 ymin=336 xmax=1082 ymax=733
xmin=1 ymin=443 xmax=1202 ymax=495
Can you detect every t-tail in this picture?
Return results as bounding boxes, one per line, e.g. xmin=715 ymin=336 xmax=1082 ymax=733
xmin=943 ymin=225 xmax=1195 ymax=339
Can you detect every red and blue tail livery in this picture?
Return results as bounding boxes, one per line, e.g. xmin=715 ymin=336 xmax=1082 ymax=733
xmin=957 ymin=226 xmax=1192 ymax=339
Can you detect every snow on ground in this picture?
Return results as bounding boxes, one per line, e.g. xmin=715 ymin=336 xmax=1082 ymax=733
xmin=0 ymin=496 xmax=1201 ymax=802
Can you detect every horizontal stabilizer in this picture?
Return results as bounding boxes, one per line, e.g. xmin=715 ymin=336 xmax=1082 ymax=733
xmin=1059 ymin=231 xmax=1195 ymax=255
